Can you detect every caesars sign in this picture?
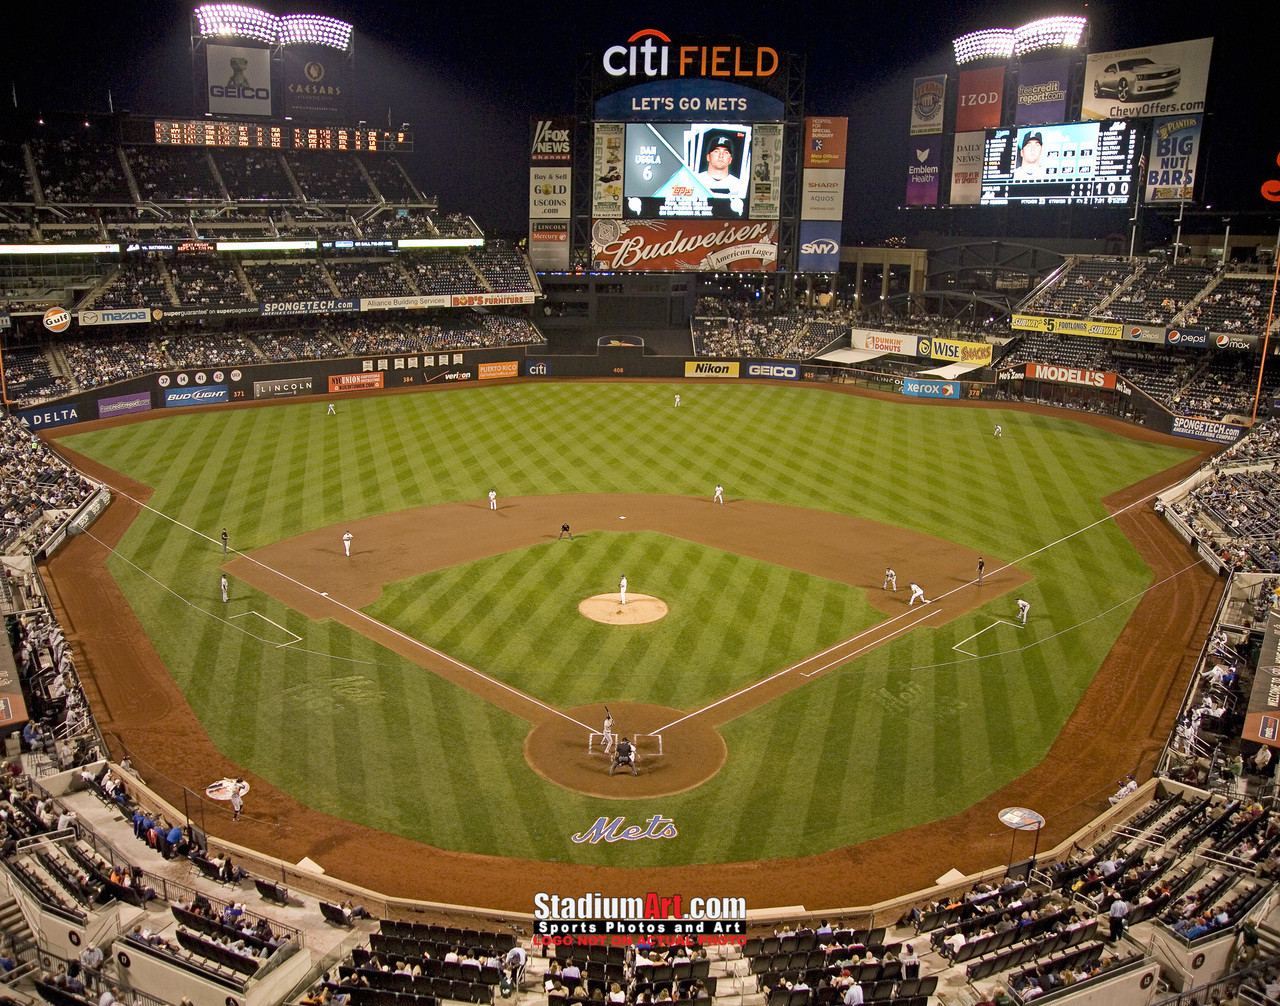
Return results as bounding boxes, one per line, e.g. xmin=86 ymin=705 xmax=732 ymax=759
xmin=207 ymin=44 xmax=272 ymax=117
xmin=602 ymin=29 xmax=778 ymax=81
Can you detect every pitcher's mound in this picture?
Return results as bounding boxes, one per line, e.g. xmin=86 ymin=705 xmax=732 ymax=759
xmin=579 ymin=594 xmax=668 ymax=624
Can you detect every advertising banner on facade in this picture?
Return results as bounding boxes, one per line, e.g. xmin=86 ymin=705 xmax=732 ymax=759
xmin=590 ymin=219 xmax=777 ymax=272
xmin=19 ymin=404 xmax=81 ymax=429
xmin=1171 ymin=415 xmax=1245 ymax=445
xmin=804 ymin=117 xmax=848 ymax=169
xmin=801 ymin=168 xmax=845 ymax=220
xmin=360 ymin=296 xmax=451 ymax=311
xmin=1024 ymin=363 xmax=1117 ymax=389
xmin=797 ymin=220 xmax=841 ymax=272
xmin=97 ymin=392 xmax=151 ymax=419
xmin=743 ymin=361 xmax=799 ymax=380
xmin=920 ymin=337 xmax=993 ymax=366
xmin=851 ymin=330 xmax=919 ymax=355
xmin=528 ymin=221 xmax=571 ymax=271
xmin=478 ymin=361 xmax=519 ymax=380
xmin=206 ymin=44 xmax=272 ymax=117
xmin=1012 ymin=314 xmax=1123 ymax=340
xmin=684 ymin=361 xmax=740 ymax=378
xmin=593 ymin=123 xmax=625 ymax=219
xmin=910 ymin=76 xmax=947 ymax=136
xmin=283 ymin=45 xmax=351 ymax=119
xmin=901 ymin=378 xmax=960 ymax=398
xmin=260 ymin=299 xmax=358 ymax=316
xmin=905 ymin=144 xmax=940 ymax=206
xmin=956 ymin=68 xmax=1005 ymax=132
xmin=531 ymin=117 xmax=574 ymax=164
xmin=78 ymin=308 xmax=150 ymax=327
xmin=949 ymin=131 xmax=985 ymax=205
xmin=749 ymin=122 xmax=783 ymax=219
xmin=1166 ymin=327 xmax=1211 ymax=347
xmin=163 ymin=386 xmax=229 ymax=407
xmin=1083 ymin=38 xmax=1213 ymax=121
xmin=253 ymin=378 xmax=314 ymax=399
xmin=530 ymin=167 xmax=571 ymax=220
xmin=1015 ymin=58 xmax=1070 ymax=126
xmin=450 ymin=293 xmax=536 ymax=307
xmin=1145 ymin=115 xmax=1202 ymax=203
xmin=330 ymin=373 xmax=385 ymax=393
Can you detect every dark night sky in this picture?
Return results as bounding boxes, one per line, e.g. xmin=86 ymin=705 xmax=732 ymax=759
xmin=8 ymin=2 xmax=1277 ymax=241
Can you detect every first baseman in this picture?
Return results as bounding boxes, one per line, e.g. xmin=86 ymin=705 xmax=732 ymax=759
xmin=714 ymin=484 xmax=724 ymax=505
xmin=619 ymin=575 xmax=628 ymax=606
xmin=1017 ymin=597 xmax=1031 ymax=624
xmin=908 ymin=582 xmax=927 ymax=606
xmin=343 ymin=531 xmax=353 ymax=556
xmin=884 ymin=567 xmax=897 ymax=590
xmin=220 ymin=574 xmax=228 ymax=604
xmin=489 ymin=489 xmax=497 ymax=510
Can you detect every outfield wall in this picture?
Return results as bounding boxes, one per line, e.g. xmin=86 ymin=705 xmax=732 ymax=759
xmin=15 ymin=344 xmax=1237 ymax=449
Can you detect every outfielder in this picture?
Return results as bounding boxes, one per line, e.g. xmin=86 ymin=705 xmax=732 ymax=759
xmin=714 ymin=484 xmax=724 ymax=505
xmin=884 ymin=567 xmax=897 ymax=591
xmin=619 ymin=575 xmax=627 ymax=606
xmin=1017 ymin=597 xmax=1031 ymax=624
xmin=674 ymin=394 xmax=680 ymax=407
xmin=602 ymin=708 xmax=615 ymax=753
xmin=488 ymin=489 xmax=497 ymax=510
xmin=908 ymin=582 xmax=927 ymax=606
xmin=343 ymin=531 xmax=353 ymax=556
xmin=327 ymin=403 xmax=335 ymax=415
xmin=994 ymin=425 xmax=1002 ymax=437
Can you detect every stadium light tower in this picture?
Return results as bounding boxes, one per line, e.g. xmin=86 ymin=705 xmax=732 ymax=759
xmin=1012 ymin=16 xmax=1087 ymax=56
xmin=952 ymin=29 xmax=1015 ymax=65
xmin=279 ymin=13 xmax=353 ymax=52
xmin=194 ymin=3 xmax=278 ymax=43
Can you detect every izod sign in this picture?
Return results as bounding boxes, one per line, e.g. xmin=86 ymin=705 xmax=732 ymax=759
xmin=602 ymin=29 xmax=777 ymax=79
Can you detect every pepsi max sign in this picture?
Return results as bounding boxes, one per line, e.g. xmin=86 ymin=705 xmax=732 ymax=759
xmin=1166 ymin=328 xmax=1209 ymax=347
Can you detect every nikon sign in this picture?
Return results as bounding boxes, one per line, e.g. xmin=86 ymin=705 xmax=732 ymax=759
xmin=684 ymin=361 xmax=740 ymax=378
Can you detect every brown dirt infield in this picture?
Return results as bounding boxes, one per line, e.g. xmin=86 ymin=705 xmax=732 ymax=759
xmin=579 ymin=594 xmax=669 ymax=625
xmin=42 ymin=383 xmax=1223 ymax=913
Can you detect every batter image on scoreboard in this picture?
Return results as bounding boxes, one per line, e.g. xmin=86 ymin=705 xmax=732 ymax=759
xmin=981 ymin=120 xmax=1137 ymax=206
xmin=623 ymin=123 xmax=753 ymax=219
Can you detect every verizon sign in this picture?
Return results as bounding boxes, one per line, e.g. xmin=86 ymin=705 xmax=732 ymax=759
xmin=1025 ymin=362 xmax=1117 ymax=389
xmin=590 ymin=220 xmax=777 ymax=272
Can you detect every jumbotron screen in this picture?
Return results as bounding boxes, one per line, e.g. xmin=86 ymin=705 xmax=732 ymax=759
xmin=621 ymin=122 xmax=754 ymax=218
xmin=980 ymin=120 xmax=1140 ymax=206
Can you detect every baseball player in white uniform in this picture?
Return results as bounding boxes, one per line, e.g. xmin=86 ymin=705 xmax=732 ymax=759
xmin=675 ymin=394 xmax=680 ymax=407
xmin=327 ymin=402 xmax=336 ymax=415
xmin=602 ymin=709 xmax=615 ymax=753
xmin=994 ymin=425 xmax=1002 ymax=437
xmin=343 ymin=531 xmax=353 ymax=556
xmin=714 ymin=484 xmax=724 ymax=504
xmin=488 ymin=489 xmax=497 ymax=510
xmin=1017 ymin=597 xmax=1031 ymax=624
xmin=908 ymin=582 xmax=927 ymax=606
xmin=884 ymin=567 xmax=897 ymax=590
xmin=220 ymin=574 xmax=228 ymax=603
xmin=619 ymin=575 xmax=627 ymax=606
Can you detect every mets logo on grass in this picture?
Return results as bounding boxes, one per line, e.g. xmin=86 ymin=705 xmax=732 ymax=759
xmin=684 ymin=361 xmax=739 ymax=378
xmin=532 ymin=889 xmax=747 ymax=939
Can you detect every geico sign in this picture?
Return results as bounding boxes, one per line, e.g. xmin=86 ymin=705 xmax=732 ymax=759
xmin=746 ymin=364 xmax=798 ymax=378
xmin=800 ymin=239 xmax=839 ymax=254
xmin=603 ymin=28 xmax=778 ymax=79
xmin=210 ymin=85 xmax=269 ymax=100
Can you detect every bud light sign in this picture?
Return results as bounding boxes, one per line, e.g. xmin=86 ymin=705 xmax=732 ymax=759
xmin=164 ymin=385 xmax=229 ymax=407
xmin=797 ymin=220 xmax=841 ymax=272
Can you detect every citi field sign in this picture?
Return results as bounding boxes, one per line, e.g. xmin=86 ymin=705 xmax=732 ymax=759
xmin=603 ymin=29 xmax=778 ymax=80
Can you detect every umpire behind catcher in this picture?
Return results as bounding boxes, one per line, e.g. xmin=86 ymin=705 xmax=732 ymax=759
xmin=610 ymin=737 xmax=638 ymax=776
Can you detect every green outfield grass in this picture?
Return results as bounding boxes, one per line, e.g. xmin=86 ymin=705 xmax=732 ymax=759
xmin=365 ymin=530 xmax=883 ymax=709
xmin=61 ymin=382 xmax=1197 ymax=865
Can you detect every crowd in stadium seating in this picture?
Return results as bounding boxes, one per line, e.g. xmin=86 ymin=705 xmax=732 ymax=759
xmin=468 ymin=242 xmax=534 ymax=293
xmin=286 ymin=152 xmax=376 ymax=203
xmin=2 ymin=342 xmax=73 ymax=402
xmin=163 ymin=333 xmax=259 ymax=369
xmin=213 ymin=150 xmax=295 ymax=201
xmin=243 ymin=261 xmax=334 ymax=301
xmin=169 ymin=257 xmax=252 ymax=306
xmin=1186 ymin=278 xmax=1274 ymax=334
xmin=126 ymin=147 xmax=222 ymax=202
xmin=327 ymin=260 xmax=415 ymax=298
xmin=93 ymin=260 xmax=171 ymax=309
xmin=1103 ymin=262 xmax=1215 ymax=326
xmin=692 ymin=299 xmax=849 ymax=359
xmin=1032 ymin=258 xmax=1132 ymax=318
xmin=33 ymin=137 xmax=131 ymax=204
xmin=322 ymin=313 xmax=544 ymax=355
xmin=62 ymin=334 xmax=165 ymax=388
xmin=0 ymin=416 xmax=96 ymax=550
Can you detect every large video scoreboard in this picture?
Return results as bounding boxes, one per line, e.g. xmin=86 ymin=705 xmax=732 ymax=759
xmin=122 ymin=118 xmax=412 ymax=152
xmin=980 ymin=120 xmax=1140 ymax=206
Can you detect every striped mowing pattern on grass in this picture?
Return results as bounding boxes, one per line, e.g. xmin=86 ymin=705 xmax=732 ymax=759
xmin=61 ymin=382 xmax=1196 ymax=865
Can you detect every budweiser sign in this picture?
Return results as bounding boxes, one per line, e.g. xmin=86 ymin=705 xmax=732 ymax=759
xmin=591 ymin=220 xmax=778 ymax=272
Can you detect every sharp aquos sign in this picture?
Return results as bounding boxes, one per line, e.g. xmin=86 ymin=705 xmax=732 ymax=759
xmin=602 ymin=29 xmax=778 ymax=80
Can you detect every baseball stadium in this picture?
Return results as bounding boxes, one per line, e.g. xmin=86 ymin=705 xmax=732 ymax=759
xmin=0 ymin=6 xmax=1278 ymax=1006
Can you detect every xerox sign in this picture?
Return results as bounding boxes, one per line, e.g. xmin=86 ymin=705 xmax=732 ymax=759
xmin=163 ymin=386 xmax=229 ymax=407
xmin=901 ymin=378 xmax=960 ymax=399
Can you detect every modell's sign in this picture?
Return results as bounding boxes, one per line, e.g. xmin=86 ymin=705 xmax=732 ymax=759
xmin=591 ymin=219 xmax=777 ymax=272
xmin=1025 ymin=363 xmax=1117 ymax=389
xmin=602 ymin=29 xmax=778 ymax=80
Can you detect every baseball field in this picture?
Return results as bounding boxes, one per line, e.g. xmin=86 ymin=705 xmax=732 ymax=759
xmin=49 ymin=379 xmax=1221 ymax=903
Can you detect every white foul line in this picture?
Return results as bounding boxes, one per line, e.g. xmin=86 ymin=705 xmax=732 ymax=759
xmin=952 ymin=619 xmax=1022 ymax=657
xmin=230 ymin=611 xmax=303 ymax=648
xmin=87 ymin=484 xmax=594 ymax=733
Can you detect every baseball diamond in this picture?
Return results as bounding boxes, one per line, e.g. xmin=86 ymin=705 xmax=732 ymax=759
xmin=47 ymin=379 xmax=1221 ymax=909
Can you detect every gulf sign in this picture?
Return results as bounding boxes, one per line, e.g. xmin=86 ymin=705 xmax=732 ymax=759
xmin=602 ymin=29 xmax=778 ymax=80
xmin=43 ymin=307 xmax=71 ymax=333
xmin=1024 ymin=363 xmax=1116 ymax=389
xmin=901 ymin=378 xmax=960 ymax=399
xmin=920 ymin=338 xmax=993 ymax=366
